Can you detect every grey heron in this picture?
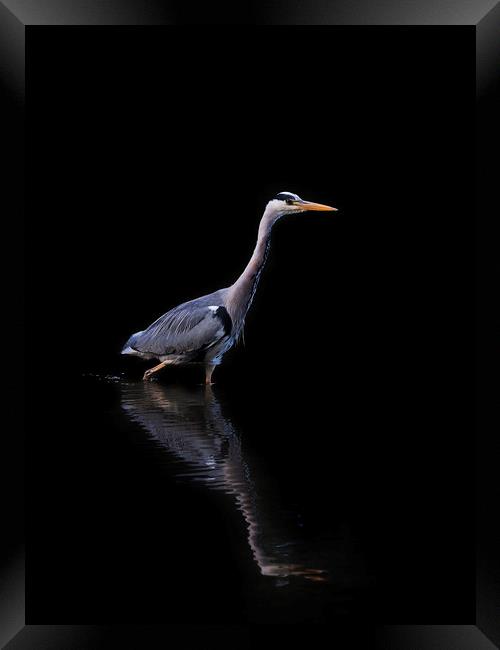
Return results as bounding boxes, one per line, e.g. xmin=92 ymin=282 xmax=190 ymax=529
xmin=122 ymin=192 xmax=337 ymax=382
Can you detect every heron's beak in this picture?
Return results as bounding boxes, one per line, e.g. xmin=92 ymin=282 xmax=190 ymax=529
xmin=294 ymin=200 xmax=338 ymax=212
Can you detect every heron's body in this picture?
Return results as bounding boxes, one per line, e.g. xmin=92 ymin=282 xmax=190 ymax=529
xmin=121 ymin=192 xmax=337 ymax=382
xmin=122 ymin=289 xmax=234 ymax=380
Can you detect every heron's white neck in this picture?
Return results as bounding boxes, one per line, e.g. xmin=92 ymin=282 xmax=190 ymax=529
xmin=226 ymin=204 xmax=280 ymax=330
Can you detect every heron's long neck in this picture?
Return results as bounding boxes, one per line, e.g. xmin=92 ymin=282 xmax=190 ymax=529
xmin=226 ymin=209 xmax=276 ymax=329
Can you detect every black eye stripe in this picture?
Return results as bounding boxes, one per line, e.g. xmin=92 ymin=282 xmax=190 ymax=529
xmin=274 ymin=192 xmax=299 ymax=202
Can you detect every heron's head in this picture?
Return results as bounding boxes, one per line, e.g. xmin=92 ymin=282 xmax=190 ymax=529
xmin=267 ymin=192 xmax=337 ymax=220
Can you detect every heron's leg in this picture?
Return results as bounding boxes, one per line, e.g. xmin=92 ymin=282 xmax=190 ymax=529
xmin=205 ymin=364 xmax=216 ymax=385
xmin=143 ymin=360 xmax=169 ymax=381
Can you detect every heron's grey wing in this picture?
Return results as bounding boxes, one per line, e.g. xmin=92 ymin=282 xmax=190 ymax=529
xmin=130 ymin=302 xmax=231 ymax=357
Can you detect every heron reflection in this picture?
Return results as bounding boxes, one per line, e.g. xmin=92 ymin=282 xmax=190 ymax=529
xmin=120 ymin=382 xmax=327 ymax=582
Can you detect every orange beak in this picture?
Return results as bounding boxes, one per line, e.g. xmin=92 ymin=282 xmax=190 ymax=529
xmin=293 ymin=200 xmax=338 ymax=212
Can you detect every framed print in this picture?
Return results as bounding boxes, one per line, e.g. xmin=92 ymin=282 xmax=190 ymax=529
xmin=1 ymin=1 xmax=498 ymax=647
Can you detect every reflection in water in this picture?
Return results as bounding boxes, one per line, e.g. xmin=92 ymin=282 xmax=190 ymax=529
xmin=120 ymin=382 xmax=328 ymax=583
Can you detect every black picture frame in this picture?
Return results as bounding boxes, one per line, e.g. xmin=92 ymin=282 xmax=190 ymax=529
xmin=1 ymin=1 xmax=498 ymax=647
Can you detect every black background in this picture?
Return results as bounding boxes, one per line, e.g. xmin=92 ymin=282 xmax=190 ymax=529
xmin=27 ymin=27 xmax=475 ymax=624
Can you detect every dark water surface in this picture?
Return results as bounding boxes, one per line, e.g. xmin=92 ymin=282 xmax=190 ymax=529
xmin=29 ymin=371 xmax=375 ymax=623
xmin=28 ymin=356 xmax=473 ymax=625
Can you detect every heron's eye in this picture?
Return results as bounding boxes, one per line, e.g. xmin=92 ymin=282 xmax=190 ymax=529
xmin=285 ymin=199 xmax=294 ymax=205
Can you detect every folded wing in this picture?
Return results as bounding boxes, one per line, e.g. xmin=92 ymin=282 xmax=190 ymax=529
xmin=127 ymin=300 xmax=231 ymax=358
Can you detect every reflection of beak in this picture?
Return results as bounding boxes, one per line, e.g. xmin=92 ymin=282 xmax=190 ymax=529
xmin=293 ymin=200 xmax=338 ymax=212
